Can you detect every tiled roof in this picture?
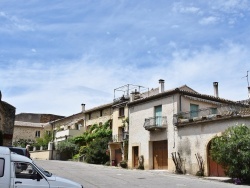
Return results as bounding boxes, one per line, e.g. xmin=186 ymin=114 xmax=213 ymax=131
xmin=128 ymin=85 xmax=243 ymax=106
xmin=14 ymin=121 xmax=47 ymax=128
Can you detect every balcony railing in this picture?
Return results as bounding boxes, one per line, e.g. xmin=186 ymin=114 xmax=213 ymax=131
xmin=174 ymin=105 xmax=250 ymax=126
xmin=143 ymin=116 xmax=167 ymax=131
xmin=55 ymin=129 xmax=82 ymax=141
xmin=111 ymin=132 xmax=129 ymax=142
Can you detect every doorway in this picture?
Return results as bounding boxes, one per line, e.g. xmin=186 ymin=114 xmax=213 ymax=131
xmin=153 ymin=140 xmax=168 ymax=169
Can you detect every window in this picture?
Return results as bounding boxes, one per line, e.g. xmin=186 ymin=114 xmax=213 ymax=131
xmin=35 ymin=131 xmax=40 ymax=138
xmin=100 ymin=110 xmax=103 ymax=117
xmin=119 ymin=107 xmax=125 ymax=117
xmin=154 ymin=105 xmax=162 ymax=126
xmin=0 ymin=158 xmax=4 ymax=177
xmin=15 ymin=162 xmax=40 ymax=179
xmin=211 ymin=108 xmax=217 ymax=114
xmin=190 ymin=104 xmax=199 ymax=118
xmin=46 ymin=131 xmax=51 ymax=136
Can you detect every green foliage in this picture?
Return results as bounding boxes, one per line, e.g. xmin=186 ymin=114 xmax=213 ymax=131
xmin=72 ymin=120 xmax=112 ymax=164
xmin=35 ymin=132 xmax=52 ymax=149
xmin=84 ymin=137 xmax=110 ymax=164
xmin=0 ymin=131 xmax=3 ymax=146
xmin=56 ymin=139 xmax=78 ymax=155
xmin=13 ymin=139 xmax=35 ymax=148
xmin=211 ymin=124 xmax=250 ymax=181
xmin=120 ymin=160 xmax=127 ymax=168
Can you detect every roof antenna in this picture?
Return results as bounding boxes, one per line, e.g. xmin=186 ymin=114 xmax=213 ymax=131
xmin=242 ymin=71 xmax=250 ymax=98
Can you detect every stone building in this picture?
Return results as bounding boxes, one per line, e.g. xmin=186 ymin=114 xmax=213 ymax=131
xmin=0 ymin=91 xmax=16 ymax=146
xmin=13 ymin=113 xmax=64 ymax=145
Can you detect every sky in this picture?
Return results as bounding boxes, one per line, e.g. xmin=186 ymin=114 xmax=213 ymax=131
xmin=0 ymin=0 xmax=250 ymax=116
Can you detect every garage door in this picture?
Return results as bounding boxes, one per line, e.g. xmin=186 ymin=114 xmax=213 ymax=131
xmin=153 ymin=140 xmax=168 ymax=169
xmin=208 ymin=142 xmax=225 ymax=176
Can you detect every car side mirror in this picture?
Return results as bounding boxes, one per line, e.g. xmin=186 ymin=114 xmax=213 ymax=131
xmin=36 ymin=173 xmax=42 ymax=182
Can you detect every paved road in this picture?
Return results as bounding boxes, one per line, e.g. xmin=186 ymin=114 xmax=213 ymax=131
xmin=34 ymin=160 xmax=247 ymax=188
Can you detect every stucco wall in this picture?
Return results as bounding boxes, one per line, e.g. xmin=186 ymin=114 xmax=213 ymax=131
xmin=30 ymin=150 xmax=51 ymax=160
xmin=176 ymin=117 xmax=250 ymax=176
xmin=128 ymin=94 xmax=179 ymax=170
xmin=85 ymin=108 xmax=112 ymax=127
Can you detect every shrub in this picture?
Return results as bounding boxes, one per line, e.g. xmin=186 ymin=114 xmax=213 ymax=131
xmin=120 ymin=160 xmax=127 ymax=168
xmin=211 ymin=124 xmax=250 ymax=183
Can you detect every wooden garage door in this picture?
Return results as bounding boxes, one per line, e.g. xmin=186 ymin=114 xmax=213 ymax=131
xmin=208 ymin=142 xmax=225 ymax=176
xmin=153 ymin=140 xmax=168 ymax=169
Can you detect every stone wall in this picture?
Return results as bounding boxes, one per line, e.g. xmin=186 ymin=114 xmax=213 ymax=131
xmin=0 ymin=94 xmax=16 ymax=146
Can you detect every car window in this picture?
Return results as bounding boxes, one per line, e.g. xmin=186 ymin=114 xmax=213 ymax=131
xmin=15 ymin=162 xmax=42 ymax=180
xmin=0 ymin=158 xmax=4 ymax=177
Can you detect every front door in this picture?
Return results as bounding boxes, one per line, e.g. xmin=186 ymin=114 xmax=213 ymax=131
xmin=12 ymin=162 xmax=49 ymax=188
xmin=133 ymin=146 xmax=139 ymax=168
xmin=115 ymin=149 xmax=122 ymax=165
xmin=153 ymin=140 xmax=168 ymax=169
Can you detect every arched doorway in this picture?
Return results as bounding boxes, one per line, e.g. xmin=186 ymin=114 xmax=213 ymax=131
xmin=207 ymin=140 xmax=226 ymax=177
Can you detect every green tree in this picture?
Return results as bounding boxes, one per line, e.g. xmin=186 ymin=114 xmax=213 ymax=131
xmin=211 ymin=124 xmax=250 ymax=182
xmin=72 ymin=120 xmax=112 ymax=164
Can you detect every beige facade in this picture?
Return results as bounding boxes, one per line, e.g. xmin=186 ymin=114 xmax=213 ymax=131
xmin=13 ymin=121 xmax=45 ymax=143
xmin=50 ymin=113 xmax=84 ymax=142
xmin=127 ymin=82 xmax=249 ymax=176
xmin=175 ymin=106 xmax=250 ymax=176
xmin=84 ymin=103 xmax=113 ymax=128
xmin=13 ymin=113 xmax=64 ymax=146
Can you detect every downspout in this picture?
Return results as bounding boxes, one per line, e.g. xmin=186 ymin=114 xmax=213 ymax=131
xmin=173 ymin=95 xmax=175 ymax=149
xmin=179 ymin=94 xmax=182 ymax=112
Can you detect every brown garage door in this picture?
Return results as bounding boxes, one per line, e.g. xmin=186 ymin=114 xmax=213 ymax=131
xmin=153 ymin=140 xmax=168 ymax=169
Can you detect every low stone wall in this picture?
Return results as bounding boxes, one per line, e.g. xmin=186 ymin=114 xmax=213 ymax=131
xmin=30 ymin=150 xmax=51 ymax=160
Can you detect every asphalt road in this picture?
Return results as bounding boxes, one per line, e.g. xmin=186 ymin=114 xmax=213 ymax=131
xmin=34 ymin=160 xmax=247 ymax=188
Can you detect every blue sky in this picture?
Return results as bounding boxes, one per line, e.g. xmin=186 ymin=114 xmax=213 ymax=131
xmin=0 ymin=0 xmax=249 ymax=116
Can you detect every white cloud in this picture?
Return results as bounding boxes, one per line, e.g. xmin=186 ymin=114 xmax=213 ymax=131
xmin=172 ymin=3 xmax=201 ymax=14
xmin=199 ymin=16 xmax=219 ymax=25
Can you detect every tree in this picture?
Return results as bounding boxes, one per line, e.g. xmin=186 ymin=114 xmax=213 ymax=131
xmin=72 ymin=120 xmax=112 ymax=164
xmin=210 ymin=124 xmax=250 ymax=182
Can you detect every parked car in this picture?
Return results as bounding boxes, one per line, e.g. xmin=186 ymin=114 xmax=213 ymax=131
xmin=8 ymin=146 xmax=30 ymax=158
xmin=0 ymin=146 xmax=84 ymax=188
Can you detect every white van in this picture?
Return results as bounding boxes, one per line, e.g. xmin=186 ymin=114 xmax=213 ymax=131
xmin=0 ymin=146 xmax=83 ymax=188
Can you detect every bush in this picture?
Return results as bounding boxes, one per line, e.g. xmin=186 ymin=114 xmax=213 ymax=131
xmin=211 ymin=124 xmax=250 ymax=182
xmin=56 ymin=139 xmax=79 ymax=160
xmin=84 ymin=137 xmax=110 ymax=164
xmin=119 ymin=160 xmax=127 ymax=168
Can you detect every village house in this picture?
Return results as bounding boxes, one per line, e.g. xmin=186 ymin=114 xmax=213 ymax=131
xmin=13 ymin=113 xmax=64 ymax=147
xmin=127 ymin=80 xmax=250 ymax=177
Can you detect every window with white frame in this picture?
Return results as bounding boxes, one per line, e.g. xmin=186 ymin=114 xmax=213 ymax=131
xmin=35 ymin=131 xmax=40 ymax=138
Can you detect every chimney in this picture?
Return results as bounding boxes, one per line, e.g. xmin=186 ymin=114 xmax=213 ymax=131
xmin=213 ymin=82 xmax=219 ymax=97
xmin=81 ymin=104 xmax=85 ymax=112
xmin=159 ymin=79 xmax=165 ymax=93
xmin=130 ymin=92 xmax=135 ymax=102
